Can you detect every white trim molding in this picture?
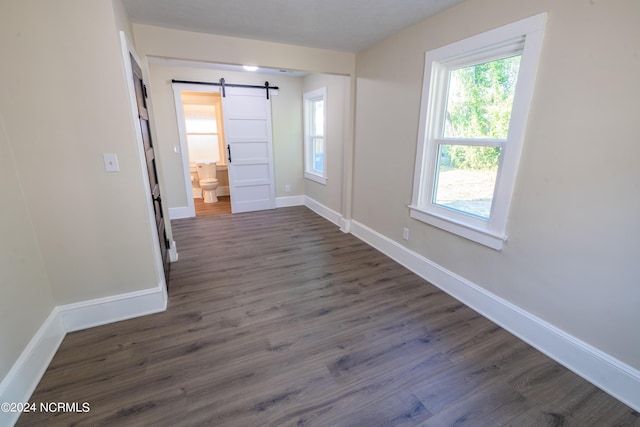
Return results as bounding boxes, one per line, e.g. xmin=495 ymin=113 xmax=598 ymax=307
xmin=119 ymin=31 xmax=172 ymax=291
xmin=339 ymin=218 xmax=352 ymax=234
xmin=410 ymin=13 xmax=547 ymax=250
xmin=169 ymin=206 xmax=193 ymax=220
xmin=0 ymin=284 xmax=167 ymax=426
xmin=172 ymin=194 xmax=304 ymax=217
xmin=303 ymin=196 xmax=351 ymax=234
xmin=303 ymin=87 xmax=328 ymax=184
xmin=58 ymin=285 xmax=167 ymax=332
xmin=350 ymin=220 xmax=640 ymax=412
xmin=169 ymin=240 xmax=179 ymax=263
xmin=276 ymin=195 xmax=305 ymax=208
xmin=0 ymin=310 xmax=66 ymax=427
xmin=304 ymin=196 xmax=343 ymax=228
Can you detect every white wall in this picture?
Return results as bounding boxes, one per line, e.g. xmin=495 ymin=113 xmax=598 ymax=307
xmin=303 ymin=74 xmax=350 ymax=214
xmin=147 ymin=64 xmax=304 ymax=209
xmin=353 ymin=0 xmax=640 ymax=370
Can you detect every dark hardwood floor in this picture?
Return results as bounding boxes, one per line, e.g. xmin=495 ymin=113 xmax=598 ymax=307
xmin=18 ymin=207 xmax=639 ymax=426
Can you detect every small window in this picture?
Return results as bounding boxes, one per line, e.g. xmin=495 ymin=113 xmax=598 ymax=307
xmin=181 ymin=91 xmax=226 ymax=165
xmin=410 ymin=14 xmax=546 ymax=250
xmin=304 ymin=87 xmax=327 ymax=184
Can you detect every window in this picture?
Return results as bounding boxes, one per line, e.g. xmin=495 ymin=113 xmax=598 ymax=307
xmin=304 ymin=87 xmax=327 ymax=184
xmin=409 ymin=14 xmax=546 ymax=250
xmin=181 ymin=91 xmax=226 ymax=165
xmin=183 ymin=103 xmax=219 ymax=162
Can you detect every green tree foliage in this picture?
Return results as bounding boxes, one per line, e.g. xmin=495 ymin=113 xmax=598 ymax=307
xmin=442 ymin=145 xmax=502 ymax=170
xmin=440 ymin=55 xmax=520 ymax=170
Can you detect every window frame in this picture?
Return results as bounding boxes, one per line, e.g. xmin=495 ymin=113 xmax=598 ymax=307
xmin=183 ymin=102 xmax=220 ymax=162
xmin=303 ymin=87 xmax=327 ymax=185
xmin=409 ymin=13 xmax=547 ymax=250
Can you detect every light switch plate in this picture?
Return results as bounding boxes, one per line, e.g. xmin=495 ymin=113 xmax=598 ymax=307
xmin=103 ymin=153 xmax=120 ymax=172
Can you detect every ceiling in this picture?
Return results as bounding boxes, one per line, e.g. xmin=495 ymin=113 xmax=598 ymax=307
xmin=123 ymin=0 xmax=466 ymax=53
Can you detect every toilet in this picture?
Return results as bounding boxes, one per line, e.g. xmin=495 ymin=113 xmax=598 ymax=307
xmin=196 ymin=162 xmax=219 ymax=203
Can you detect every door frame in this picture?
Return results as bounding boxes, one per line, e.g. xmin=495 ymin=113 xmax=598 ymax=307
xmin=172 ymin=83 xmax=224 ymax=219
xmin=119 ymin=31 xmax=171 ymax=299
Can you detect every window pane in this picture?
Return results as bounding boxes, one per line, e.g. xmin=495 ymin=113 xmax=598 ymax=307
xmin=312 ymin=137 xmax=324 ymax=172
xmin=186 ymin=134 xmax=219 ymax=163
xmin=184 ymin=104 xmax=217 ymax=134
xmin=311 ymin=99 xmax=324 ymax=136
xmin=433 ymin=145 xmax=500 ymax=219
xmin=443 ymin=55 xmax=521 ymax=140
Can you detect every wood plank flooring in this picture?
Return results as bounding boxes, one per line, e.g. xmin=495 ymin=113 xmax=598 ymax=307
xmin=17 ymin=207 xmax=639 ymax=426
xmin=194 ymin=195 xmax=231 ymax=217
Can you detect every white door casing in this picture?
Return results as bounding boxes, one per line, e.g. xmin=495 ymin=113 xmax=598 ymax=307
xmin=222 ymin=87 xmax=276 ymax=213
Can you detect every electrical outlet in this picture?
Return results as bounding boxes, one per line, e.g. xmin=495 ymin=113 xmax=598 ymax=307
xmin=285 ymin=184 xmax=291 ymax=193
xmin=402 ymin=227 xmax=409 ymax=241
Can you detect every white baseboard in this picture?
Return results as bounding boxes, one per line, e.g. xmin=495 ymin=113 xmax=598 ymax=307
xmin=175 ymin=190 xmax=291 ymax=217
xmin=303 ymin=197 xmax=350 ymax=234
xmin=0 ymin=309 xmax=66 ymax=427
xmin=350 ymin=219 xmax=640 ymax=412
xmin=0 ymin=284 xmax=167 ymax=425
xmin=169 ymin=240 xmax=178 ymax=262
xmin=216 ymin=186 xmax=230 ymax=197
xmin=169 ymin=206 xmax=193 ymax=220
xmin=276 ymin=195 xmax=305 ymax=208
xmin=304 ymin=196 xmax=343 ymax=227
xmin=58 ymin=284 xmax=167 ymax=332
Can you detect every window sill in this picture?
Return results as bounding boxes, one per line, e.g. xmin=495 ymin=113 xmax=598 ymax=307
xmin=304 ymin=172 xmax=327 ymax=185
xmin=408 ymin=205 xmax=506 ymax=250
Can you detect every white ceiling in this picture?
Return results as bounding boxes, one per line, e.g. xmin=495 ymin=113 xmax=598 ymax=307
xmin=123 ymin=0 xmax=466 ymax=53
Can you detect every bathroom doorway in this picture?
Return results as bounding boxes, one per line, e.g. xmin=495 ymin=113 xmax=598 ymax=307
xmin=175 ymin=87 xmax=231 ymax=217
xmin=173 ymin=81 xmax=277 ymax=217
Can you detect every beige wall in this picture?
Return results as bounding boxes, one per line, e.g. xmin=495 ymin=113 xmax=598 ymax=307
xmin=133 ymin=24 xmax=356 ymax=212
xmin=0 ymin=0 xmax=162 ymax=305
xmin=133 ymin=24 xmax=355 ymax=76
xmin=147 ymin=64 xmax=304 ymax=208
xmin=0 ymin=113 xmax=55 ymax=380
xmin=303 ymin=74 xmax=350 ymax=213
xmin=112 ymin=0 xmax=134 ymax=43
xmin=353 ymin=0 xmax=640 ymax=369
xmin=2 ymin=0 xmax=635 ymax=399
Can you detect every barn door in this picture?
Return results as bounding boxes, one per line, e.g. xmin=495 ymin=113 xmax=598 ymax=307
xmin=222 ymin=87 xmax=276 ymax=213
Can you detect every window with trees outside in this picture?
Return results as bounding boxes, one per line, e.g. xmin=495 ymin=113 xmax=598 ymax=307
xmin=304 ymin=87 xmax=327 ymax=184
xmin=409 ymin=14 xmax=546 ymax=250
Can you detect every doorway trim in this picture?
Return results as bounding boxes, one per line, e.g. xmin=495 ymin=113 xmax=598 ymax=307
xmin=118 ymin=31 xmax=170 ymax=301
xmin=171 ymin=83 xmax=224 ymax=219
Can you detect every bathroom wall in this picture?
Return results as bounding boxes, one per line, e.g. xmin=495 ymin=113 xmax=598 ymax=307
xmin=353 ymin=0 xmax=640 ymax=369
xmin=302 ymin=73 xmax=350 ymax=215
xmin=147 ymin=64 xmax=304 ymax=209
